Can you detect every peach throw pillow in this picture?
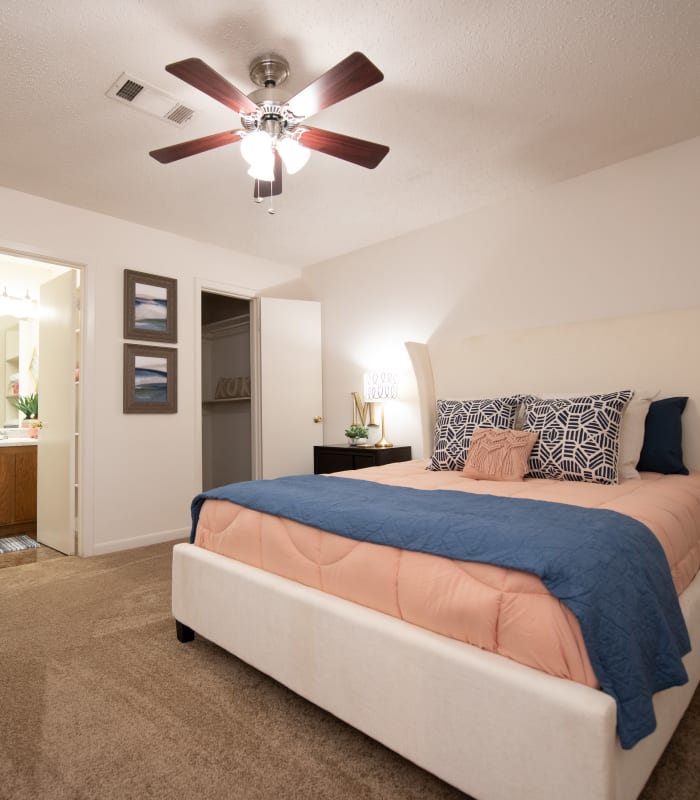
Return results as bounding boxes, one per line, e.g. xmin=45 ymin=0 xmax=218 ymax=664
xmin=461 ymin=427 xmax=538 ymax=481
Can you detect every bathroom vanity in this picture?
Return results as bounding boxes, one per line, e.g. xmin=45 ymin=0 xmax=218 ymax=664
xmin=0 ymin=439 xmax=37 ymax=536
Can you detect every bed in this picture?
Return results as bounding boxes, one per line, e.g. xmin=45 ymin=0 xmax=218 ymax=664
xmin=172 ymin=308 xmax=700 ymax=800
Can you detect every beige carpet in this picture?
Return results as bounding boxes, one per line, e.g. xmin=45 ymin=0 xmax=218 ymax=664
xmin=1 ymin=541 xmax=699 ymax=800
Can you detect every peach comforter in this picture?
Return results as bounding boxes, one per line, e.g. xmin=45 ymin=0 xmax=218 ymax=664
xmin=194 ymin=460 xmax=700 ymax=687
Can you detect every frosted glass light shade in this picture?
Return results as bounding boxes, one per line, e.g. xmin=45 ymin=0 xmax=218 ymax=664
xmin=240 ymin=130 xmax=272 ymax=166
xmin=276 ymin=137 xmax=310 ymax=174
xmin=247 ymin=151 xmax=275 ymax=181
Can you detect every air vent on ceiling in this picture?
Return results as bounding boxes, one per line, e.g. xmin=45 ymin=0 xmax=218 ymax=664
xmin=105 ymin=72 xmax=195 ymax=127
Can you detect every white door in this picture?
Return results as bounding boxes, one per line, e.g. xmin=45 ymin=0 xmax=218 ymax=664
xmin=37 ymin=270 xmax=77 ymax=554
xmin=254 ymin=298 xmax=323 ymax=478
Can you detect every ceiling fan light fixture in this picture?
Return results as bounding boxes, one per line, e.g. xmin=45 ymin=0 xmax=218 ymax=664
xmin=240 ymin=129 xmax=273 ymax=166
xmin=247 ymin=151 xmax=276 ymax=182
xmin=276 ymin=137 xmax=310 ymax=174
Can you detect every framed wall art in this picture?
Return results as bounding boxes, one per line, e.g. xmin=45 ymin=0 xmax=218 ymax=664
xmin=123 ymin=343 xmax=178 ymax=414
xmin=124 ymin=269 xmax=178 ymax=343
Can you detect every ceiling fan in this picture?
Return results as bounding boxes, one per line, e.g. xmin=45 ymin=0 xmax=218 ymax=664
xmin=149 ymin=52 xmax=390 ymax=204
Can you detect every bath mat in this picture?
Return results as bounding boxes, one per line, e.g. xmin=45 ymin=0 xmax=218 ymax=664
xmin=0 ymin=535 xmax=41 ymax=554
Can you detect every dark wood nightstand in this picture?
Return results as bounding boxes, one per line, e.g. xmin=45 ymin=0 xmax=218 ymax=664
xmin=314 ymin=444 xmax=412 ymax=474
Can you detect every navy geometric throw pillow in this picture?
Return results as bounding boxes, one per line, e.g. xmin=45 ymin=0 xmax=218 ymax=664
xmin=522 ymin=390 xmax=633 ymax=485
xmin=429 ymin=397 xmax=521 ymax=472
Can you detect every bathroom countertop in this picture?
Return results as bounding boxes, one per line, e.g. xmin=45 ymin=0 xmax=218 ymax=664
xmin=0 ymin=438 xmax=37 ymax=447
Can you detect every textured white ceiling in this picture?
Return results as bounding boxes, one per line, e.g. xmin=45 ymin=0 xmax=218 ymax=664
xmin=2 ymin=0 xmax=699 ymax=268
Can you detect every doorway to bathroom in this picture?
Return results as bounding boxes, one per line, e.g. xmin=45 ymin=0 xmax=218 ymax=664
xmin=0 ymin=250 xmax=81 ymax=559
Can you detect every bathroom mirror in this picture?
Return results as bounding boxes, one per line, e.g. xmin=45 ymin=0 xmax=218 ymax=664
xmin=0 ymin=315 xmax=39 ymax=428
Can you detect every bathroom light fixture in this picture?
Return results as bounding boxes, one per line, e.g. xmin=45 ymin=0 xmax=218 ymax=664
xmin=17 ymin=290 xmax=35 ymax=319
xmin=0 ymin=287 xmax=10 ymax=316
xmin=363 ymin=370 xmax=399 ymax=448
xmin=0 ymin=287 xmax=37 ymax=319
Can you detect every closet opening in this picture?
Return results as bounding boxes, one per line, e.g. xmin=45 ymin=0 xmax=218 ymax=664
xmin=201 ymin=292 xmax=252 ymax=491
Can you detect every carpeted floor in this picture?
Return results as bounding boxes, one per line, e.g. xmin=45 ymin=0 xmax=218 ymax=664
xmin=1 ymin=541 xmax=699 ymax=800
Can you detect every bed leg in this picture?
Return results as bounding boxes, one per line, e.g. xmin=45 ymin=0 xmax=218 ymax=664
xmin=175 ymin=620 xmax=195 ymax=643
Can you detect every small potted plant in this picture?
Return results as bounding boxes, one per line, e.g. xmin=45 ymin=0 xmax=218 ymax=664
xmin=345 ymin=423 xmax=369 ymax=446
xmin=13 ymin=393 xmax=39 ymax=435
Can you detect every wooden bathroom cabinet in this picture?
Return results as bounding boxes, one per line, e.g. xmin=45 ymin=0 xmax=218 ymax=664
xmin=0 ymin=445 xmax=37 ymax=536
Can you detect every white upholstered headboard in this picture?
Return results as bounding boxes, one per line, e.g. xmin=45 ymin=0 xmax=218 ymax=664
xmin=406 ymin=307 xmax=700 ymax=471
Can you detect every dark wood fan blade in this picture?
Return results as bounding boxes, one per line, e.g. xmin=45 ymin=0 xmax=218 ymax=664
xmin=254 ymin=150 xmax=283 ymax=198
xmin=166 ymin=58 xmax=258 ymax=115
xmin=150 ymin=130 xmax=244 ymax=163
xmin=298 ymin=127 xmax=389 ymax=169
xmin=287 ymin=52 xmax=383 ymax=119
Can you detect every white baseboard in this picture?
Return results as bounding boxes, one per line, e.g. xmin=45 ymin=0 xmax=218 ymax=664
xmin=89 ymin=526 xmax=189 ymax=556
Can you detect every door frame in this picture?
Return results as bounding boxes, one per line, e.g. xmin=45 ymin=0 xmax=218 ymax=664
xmin=0 ymin=246 xmax=91 ymax=555
xmin=193 ymin=278 xmax=258 ymax=499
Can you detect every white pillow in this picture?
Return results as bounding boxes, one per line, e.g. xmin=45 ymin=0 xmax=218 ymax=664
xmin=618 ymin=390 xmax=658 ymax=479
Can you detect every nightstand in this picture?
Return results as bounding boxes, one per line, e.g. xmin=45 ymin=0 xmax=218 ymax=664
xmin=314 ymin=444 xmax=412 ymax=474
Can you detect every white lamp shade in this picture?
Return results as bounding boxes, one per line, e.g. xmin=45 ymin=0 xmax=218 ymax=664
xmin=363 ymin=371 xmax=399 ymax=402
xmin=276 ymin=137 xmax=310 ymax=174
xmin=240 ymin=130 xmax=272 ymax=166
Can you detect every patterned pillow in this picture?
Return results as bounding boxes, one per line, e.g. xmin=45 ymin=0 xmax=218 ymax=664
xmin=522 ymin=390 xmax=633 ymax=484
xmin=429 ymin=397 xmax=521 ymax=471
xmin=461 ymin=428 xmax=539 ymax=481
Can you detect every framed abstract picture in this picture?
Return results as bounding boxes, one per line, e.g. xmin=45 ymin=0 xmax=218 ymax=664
xmin=123 ymin=344 xmax=178 ymax=414
xmin=124 ymin=269 xmax=178 ymax=343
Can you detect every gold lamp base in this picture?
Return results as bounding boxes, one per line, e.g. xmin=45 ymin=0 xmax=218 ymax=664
xmin=373 ymin=404 xmax=393 ymax=447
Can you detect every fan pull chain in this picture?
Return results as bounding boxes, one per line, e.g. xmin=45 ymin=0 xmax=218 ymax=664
xmin=267 ymin=178 xmax=275 ymax=215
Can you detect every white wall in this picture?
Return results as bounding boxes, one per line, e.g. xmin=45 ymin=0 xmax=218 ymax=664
xmin=0 ymin=186 xmax=299 ymax=554
xmin=3 ymin=133 xmax=698 ymax=551
xmin=303 ymin=135 xmax=700 ymax=457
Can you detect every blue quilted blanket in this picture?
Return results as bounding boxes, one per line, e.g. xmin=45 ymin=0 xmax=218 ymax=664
xmin=191 ymin=474 xmax=691 ymax=749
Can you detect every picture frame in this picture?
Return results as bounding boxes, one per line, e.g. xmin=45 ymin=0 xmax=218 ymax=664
xmin=124 ymin=269 xmax=178 ymax=343
xmin=123 ymin=343 xmax=178 ymax=414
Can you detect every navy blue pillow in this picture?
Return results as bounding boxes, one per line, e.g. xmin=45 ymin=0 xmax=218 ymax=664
xmin=636 ymin=397 xmax=689 ymax=475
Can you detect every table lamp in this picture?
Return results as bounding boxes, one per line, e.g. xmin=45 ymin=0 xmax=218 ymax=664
xmin=363 ymin=370 xmax=398 ymax=448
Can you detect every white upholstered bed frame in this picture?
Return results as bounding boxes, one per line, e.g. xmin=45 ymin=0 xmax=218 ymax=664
xmin=172 ymin=307 xmax=700 ymax=800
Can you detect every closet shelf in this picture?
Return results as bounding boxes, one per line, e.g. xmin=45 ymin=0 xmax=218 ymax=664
xmin=203 ymin=397 xmax=251 ymax=405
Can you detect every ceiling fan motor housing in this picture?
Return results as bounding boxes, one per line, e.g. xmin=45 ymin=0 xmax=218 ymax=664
xmin=248 ymin=55 xmax=290 ymax=89
xmin=241 ymin=91 xmax=303 ymax=141
xmin=243 ymin=56 xmax=305 ymax=141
